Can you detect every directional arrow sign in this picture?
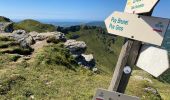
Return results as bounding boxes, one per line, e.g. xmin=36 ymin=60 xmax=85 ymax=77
xmin=136 ymin=45 xmax=169 ymax=77
xmin=105 ymin=11 xmax=170 ymax=46
xmin=93 ymin=89 xmax=139 ymax=100
xmin=124 ymin=0 xmax=159 ymax=14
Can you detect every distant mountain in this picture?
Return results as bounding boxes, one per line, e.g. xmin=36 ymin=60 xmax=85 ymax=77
xmin=85 ymin=21 xmax=105 ymax=28
xmin=47 ymin=22 xmax=86 ymax=27
xmin=13 ymin=19 xmax=56 ymax=32
xmin=0 ymin=16 xmax=12 ymax=22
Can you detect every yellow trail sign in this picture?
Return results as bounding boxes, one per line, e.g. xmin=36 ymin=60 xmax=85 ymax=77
xmin=124 ymin=0 xmax=159 ymax=14
xmin=105 ymin=11 xmax=170 ymax=46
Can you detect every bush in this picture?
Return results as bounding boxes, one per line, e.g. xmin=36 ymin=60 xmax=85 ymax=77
xmin=46 ymin=36 xmax=60 ymax=43
xmin=35 ymin=44 xmax=78 ymax=70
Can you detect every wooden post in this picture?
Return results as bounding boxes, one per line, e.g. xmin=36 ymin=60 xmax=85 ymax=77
xmin=108 ymin=40 xmax=142 ymax=92
xmin=108 ymin=0 xmax=160 ymax=93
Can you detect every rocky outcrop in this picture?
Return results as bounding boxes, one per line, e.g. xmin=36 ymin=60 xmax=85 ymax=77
xmin=64 ymin=40 xmax=86 ymax=55
xmin=64 ymin=40 xmax=96 ymax=69
xmin=11 ymin=30 xmax=35 ymax=48
xmin=0 ymin=28 xmax=96 ymax=69
xmin=0 ymin=22 xmax=13 ymax=33
xmin=8 ymin=30 xmax=66 ymax=48
xmin=78 ymin=54 xmax=95 ymax=68
xmin=30 ymin=31 xmax=66 ymax=42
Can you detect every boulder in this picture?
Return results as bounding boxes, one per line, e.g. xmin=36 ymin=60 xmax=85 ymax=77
xmin=29 ymin=31 xmax=39 ymax=38
xmin=64 ymin=40 xmax=86 ymax=55
xmin=34 ymin=32 xmax=66 ymax=42
xmin=81 ymin=54 xmax=94 ymax=62
xmin=76 ymin=54 xmax=96 ymax=68
xmin=12 ymin=30 xmax=35 ymax=48
xmin=0 ymin=22 xmax=13 ymax=33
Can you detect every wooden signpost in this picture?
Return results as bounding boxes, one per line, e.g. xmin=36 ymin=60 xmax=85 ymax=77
xmin=93 ymin=0 xmax=170 ymax=99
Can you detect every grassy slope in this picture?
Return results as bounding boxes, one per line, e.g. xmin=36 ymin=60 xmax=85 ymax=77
xmin=13 ymin=19 xmax=56 ymax=33
xmin=0 ymin=27 xmax=170 ymax=99
xmin=67 ymin=28 xmax=124 ymax=74
xmin=0 ymin=42 xmax=111 ymax=100
xmin=0 ymin=16 xmax=11 ymax=22
xmin=127 ymin=70 xmax=170 ymax=100
xmin=67 ymin=28 xmax=170 ymax=99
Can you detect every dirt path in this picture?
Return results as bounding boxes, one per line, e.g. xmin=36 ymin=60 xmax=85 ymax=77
xmin=15 ymin=40 xmax=48 ymax=63
xmin=31 ymin=40 xmax=48 ymax=57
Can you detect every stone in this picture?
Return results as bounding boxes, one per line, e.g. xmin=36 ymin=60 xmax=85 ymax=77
xmin=64 ymin=40 xmax=86 ymax=55
xmin=92 ymin=67 xmax=98 ymax=72
xmin=81 ymin=54 xmax=94 ymax=62
xmin=29 ymin=31 xmax=39 ymax=38
xmin=144 ymin=87 xmax=161 ymax=98
xmin=76 ymin=54 xmax=96 ymax=68
xmin=34 ymin=32 xmax=66 ymax=42
xmin=0 ymin=22 xmax=13 ymax=33
xmin=12 ymin=30 xmax=35 ymax=48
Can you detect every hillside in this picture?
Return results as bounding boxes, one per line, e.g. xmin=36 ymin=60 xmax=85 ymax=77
xmin=85 ymin=21 xmax=105 ymax=28
xmin=0 ymin=17 xmax=170 ymax=99
xmin=65 ymin=27 xmax=123 ymax=74
xmin=13 ymin=19 xmax=57 ymax=33
xmin=0 ymin=16 xmax=11 ymax=22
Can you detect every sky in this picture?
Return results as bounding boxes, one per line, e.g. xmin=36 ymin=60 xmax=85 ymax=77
xmin=0 ymin=0 xmax=170 ymax=21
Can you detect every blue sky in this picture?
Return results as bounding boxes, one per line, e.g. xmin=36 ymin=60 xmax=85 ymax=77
xmin=0 ymin=0 xmax=169 ymax=21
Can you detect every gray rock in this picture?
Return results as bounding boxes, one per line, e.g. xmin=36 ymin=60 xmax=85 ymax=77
xmin=34 ymin=32 xmax=66 ymax=42
xmin=12 ymin=30 xmax=27 ymax=40
xmin=34 ymin=34 xmax=46 ymax=41
xmin=144 ymin=87 xmax=161 ymax=98
xmin=29 ymin=31 xmax=39 ymax=38
xmin=76 ymin=54 xmax=96 ymax=68
xmin=0 ymin=22 xmax=13 ymax=33
xmin=92 ymin=67 xmax=98 ymax=72
xmin=81 ymin=54 xmax=94 ymax=62
xmin=25 ymin=36 xmax=35 ymax=45
xmin=64 ymin=40 xmax=86 ymax=55
xmin=12 ymin=30 xmax=35 ymax=48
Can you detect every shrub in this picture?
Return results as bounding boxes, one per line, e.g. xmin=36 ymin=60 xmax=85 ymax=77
xmin=35 ymin=44 xmax=78 ymax=70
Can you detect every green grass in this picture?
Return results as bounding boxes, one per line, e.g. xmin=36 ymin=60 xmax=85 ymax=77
xmin=0 ymin=43 xmax=111 ymax=100
xmin=0 ymin=16 xmax=11 ymax=22
xmin=126 ymin=70 xmax=170 ymax=100
xmin=0 ymin=43 xmax=170 ymax=99
xmin=0 ymin=26 xmax=170 ymax=99
xmin=0 ymin=36 xmax=33 ymax=66
xmin=67 ymin=28 xmax=124 ymax=74
xmin=13 ymin=19 xmax=57 ymax=33
xmin=34 ymin=44 xmax=78 ymax=70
